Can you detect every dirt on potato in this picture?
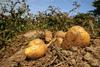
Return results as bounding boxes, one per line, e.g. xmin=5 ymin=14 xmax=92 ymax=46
xmin=0 ymin=31 xmax=100 ymax=67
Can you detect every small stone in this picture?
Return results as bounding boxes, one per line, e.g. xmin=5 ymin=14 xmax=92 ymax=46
xmin=80 ymin=48 xmax=86 ymax=55
xmin=70 ymin=59 xmax=76 ymax=65
xmin=62 ymin=50 xmax=73 ymax=57
xmin=75 ymin=55 xmax=83 ymax=63
xmin=84 ymin=52 xmax=93 ymax=61
xmin=76 ymin=62 xmax=90 ymax=67
xmin=93 ymin=46 xmax=100 ymax=59
xmin=66 ymin=51 xmax=73 ymax=56
xmin=89 ymin=59 xmax=99 ymax=67
xmin=84 ymin=62 xmax=91 ymax=67
xmin=76 ymin=63 xmax=84 ymax=67
xmin=85 ymin=46 xmax=94 ymax=52
xmin=93 ymin=39 xmax=100 ymax=46
xmin=71 ymin=46 xmax=78 ymax=51
xmin=62 ymin=50 xmax=67 ymax=54
xmin=70 ymin=66 xmax=74 ymax=67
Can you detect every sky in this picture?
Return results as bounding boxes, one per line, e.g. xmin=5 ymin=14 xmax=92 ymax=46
xmin=0 ymin=0 xmax=95 ymax=15
xmin=27 ymin=0 xmax=95 ymax=15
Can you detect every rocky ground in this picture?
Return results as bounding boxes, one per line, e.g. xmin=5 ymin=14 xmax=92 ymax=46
xmin=0 ymin=32 xmax=100 ymax=67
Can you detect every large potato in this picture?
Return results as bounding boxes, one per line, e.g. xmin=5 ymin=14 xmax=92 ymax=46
xmin=62 ymin=26 xmax=90 ymax=49
xmin=25 ymin=39 xmax=47 ymax=59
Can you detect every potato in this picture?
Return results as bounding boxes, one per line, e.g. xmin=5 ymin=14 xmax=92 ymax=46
xmin=25 ymin=41 xmax=47 ymax=59
xmin=55 ymin=31 xmax=66 ymax=38
xmin=23 ymin=30 xmax=44 ymax=38
xmin=54 ymin=37 xmax=63 ymax=47
xmin=54 ymin=31 xmax=66 ymax=47
xmin=44 ymin=30 xmax=52 ymax=42
xmin=28 ymin=39 xmax=45 ymax=47
xmin=62 ymin=26 xmax=90 ymax=49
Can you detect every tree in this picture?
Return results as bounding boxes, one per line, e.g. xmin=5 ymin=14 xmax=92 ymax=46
xmin=91 ymin=0 xmax=100 ymax=16
xmin=0 ymin=0 xmax=32 ymax=42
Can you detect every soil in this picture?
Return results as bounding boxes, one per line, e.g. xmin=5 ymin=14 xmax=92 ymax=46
xmin=0 ymin=31 xmax=100 ymax=67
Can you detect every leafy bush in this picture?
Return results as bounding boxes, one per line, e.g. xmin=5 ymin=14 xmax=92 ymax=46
xmin=0 ymin=1 xmax=99 ymax=49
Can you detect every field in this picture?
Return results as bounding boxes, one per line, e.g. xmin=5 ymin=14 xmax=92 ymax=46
xmin=0 ymin=29 xmax=100 ymax=67
xmin=0 ymin=1 xmax=100 ymax=66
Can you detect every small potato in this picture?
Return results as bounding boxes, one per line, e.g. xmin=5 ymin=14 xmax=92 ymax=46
xmin=25 ymin=42 xmax=47 ymax=59
xmin=44 ymin=30 xmax=52 ymax=42
xmin=54 ymin=37 xmax=63 ymax=47
xmin=23 ymin=30 xmax=44 ymax=38
xmin=62 ymin=26 xmax=90 ymax=49
xmin=55 ymin=31 xmax=66 ymax=38
xmin=28 ymin=39 xmax=45 ymax=47
xmin=23 ymin=30 xmax=37 ymax=38
xmin=54 ymin=31 xmax=66 ymax=47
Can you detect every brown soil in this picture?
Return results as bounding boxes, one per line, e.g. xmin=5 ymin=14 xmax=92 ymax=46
xmin=0 ymin=32 xmax=100 ymax=67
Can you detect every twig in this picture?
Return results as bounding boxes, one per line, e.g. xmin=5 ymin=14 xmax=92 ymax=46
xmin=54 ymin=61 xmax=66 ymax=67
xmin=49 ymin=56 xmax=57 ymax=65
xmin=0 ymin=38 xmax=6 ymax=42
xmin=47 ymin=38 xmax=56 ymax=47
xmin=52 ymin=46 xmax=69 ymax=63
xmin=52 ymin=46 xmax=65 ymax=61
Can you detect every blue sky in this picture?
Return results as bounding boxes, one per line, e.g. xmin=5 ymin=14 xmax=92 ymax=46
xmin=27 ymin=0 xmax=95 ymax=15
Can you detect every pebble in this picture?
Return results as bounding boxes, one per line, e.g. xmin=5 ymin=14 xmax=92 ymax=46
xmin=84 ymin=52 xmax=93 ymax=61
xmin=62 ymin=50 xmax=73 ymax=57
xmin=84 ymin=62 xmax=91 ymax=67
xmin=70 ymin=59 xmax=76 ymax=65
xmin=93 ymin=39 xmax=100 ymax=46
xmin=71 ymin=46 xmax=78 ymax=52
xmin=84 ymin=52 xmax=99 ymax=66
xmin=85 ymin=46 xmax=94 ymax=52
xmin=80 ymin=48 xmax=86 ymax=55
xmin=76 ymin=62 xmax=90 ymax=67
xmin=93 ymin=46 xmax=100 ymax=59
xmin=89 ymin=59 xmax=99 ymax=67
xmin=67 ymin=51 xmax=73 ymax=56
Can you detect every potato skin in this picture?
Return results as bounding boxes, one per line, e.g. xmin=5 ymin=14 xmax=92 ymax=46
xmin=23 ymin=30 xmax=44 ymax=38
xmin=54 ymin=31 xmax=66 ymax=47
xmin=28 ymin=39 xmax=45 ymax=47
xmin=54 ymin=37 xmax=63 ymax=47
xmin=25 ymin=43 xmax=47 ymax=59
xmin=62 ymin=26 xmax=90 ymax=49
xmin=55 ymin=31 xmax=66 ymax=38
xmin=45 ymin=30 xmax=52 ymax=42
